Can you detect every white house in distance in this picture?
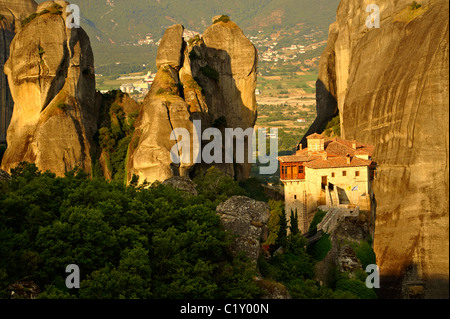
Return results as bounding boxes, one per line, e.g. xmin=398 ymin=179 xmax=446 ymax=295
xmin=278 ymin=133 xmax=376 ymax=234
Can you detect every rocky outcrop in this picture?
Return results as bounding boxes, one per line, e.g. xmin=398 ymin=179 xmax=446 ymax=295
xmin=310 ymin=0 xmax=449 ymax=298
xmin=0 ymin=0 xmax=38 ymax=144
xmin=162 ymin=176 xmax=198 ymax=196
xmin=9 ymin=280 xmax=40 ymax=299
xmin=190 ymin=19 xmax=258 ymax=179
xmin=255 ymin=278 xmax=291 ymax=299
xmin=156 ymin=24 xmax=185 ymax=70
xmin=314 ymin=211 xmax=372 ymax=287
xmin=216 ymin=196 xmax=270 ymax=263
xmin=125 ymin=31 xmax=204 ymax=183
xmin=1 ymin=1 xmax=97 ymax=176
xmin=126 ymin=18 xmax=258 ymax=185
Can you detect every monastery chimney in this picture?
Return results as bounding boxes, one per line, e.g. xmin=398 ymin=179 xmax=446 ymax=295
xmin=346 ymin=154 xmax=351 ymax=164
xmin=307 ymin=133 xmax=325 ymax=152
xmin=352 ymin=140 xmax=357 ymax=150
xmin=296 ymin=144 xmax=303 ymax=155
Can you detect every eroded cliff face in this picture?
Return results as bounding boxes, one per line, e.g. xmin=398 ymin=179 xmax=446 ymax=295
xmin=127 ymin=19 xmax=258 ymax=185
xmin=1 ymin=1 xmax=97 ymax=176
xmin=313 ymin=0 xmax=449 ymax=298
xmin=0 ymin=0 xmax=38 ymax=144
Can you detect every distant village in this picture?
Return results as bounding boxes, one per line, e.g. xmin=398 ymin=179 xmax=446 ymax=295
xmin=118 ymin=72 xmax=156 ymax=96
xmin=250 ymin=29 xmax=326 ymax=63
xmin=105 ymin=27 xmax=325 ymax=100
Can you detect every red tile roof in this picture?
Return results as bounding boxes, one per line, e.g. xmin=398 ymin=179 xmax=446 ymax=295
xmin=304 ymin=156 xmax=372 ymax=169
xmin=278 ymin=137 xmax=374 ymax=168
xmin=324 ymin=138 xmax=373 ymax=157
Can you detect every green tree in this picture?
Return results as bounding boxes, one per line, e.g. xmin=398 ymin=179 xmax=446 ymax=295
xmin=275 ymin=208 xmax=288 ymax=249
xmin=308 ymin=208 xmax=327 ymax=234
xmin=289 ymin=209 xmax=299 ymax=235
xmin=263 ymin=200 xmax=284 ymax=245
xmin=0 ymin=162 xmax=263 ymax=299
xmin=193 ymin=167 xmax=246 ymax=205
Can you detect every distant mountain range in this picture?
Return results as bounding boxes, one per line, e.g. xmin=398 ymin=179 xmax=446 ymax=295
xmin=34 ymin=0 xmax=340 ymax=74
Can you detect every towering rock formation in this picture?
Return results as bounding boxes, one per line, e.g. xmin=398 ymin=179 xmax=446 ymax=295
xmin=309 ymin=0 xmax=449 ymax=298
xmin=190 ymin=18 xmax=258 ymax=180
xmin=1 ymin=1 xmax=97 ymax=176
xmin=126 ymin=24 xmax=204 ymax=184
xmin=0 ymin=0 xmax=38 ymax=145
xmin=126 ymin=18 xmax=258 ymax=185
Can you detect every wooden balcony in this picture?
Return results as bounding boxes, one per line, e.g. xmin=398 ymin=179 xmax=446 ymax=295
xmin=280 ymin=162 xmax=305 ymax=180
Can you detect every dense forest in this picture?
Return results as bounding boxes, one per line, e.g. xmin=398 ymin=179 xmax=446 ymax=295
xmin=0 ymin=162 xmax=376 ymax=299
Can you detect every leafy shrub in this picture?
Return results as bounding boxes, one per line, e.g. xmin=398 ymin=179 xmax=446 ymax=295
xmin=287 ymin=279 xmax=335 ymax=299
xmin=238 ymin=177 xmax=268 ymax=202
xmin=186 ymin=79 xmax=202 ymax=92
xmin=99 ymin=127 xmax=115 ymax=153
xmin=306 ymin=233 xmax=331 ymax=261
xmin=131 ymin=135 xmax=140 ymax=150
xmin=353 ymin=241 xmax=376 ymax=269
xmin=323 ymin=115 xmax=341 ymax=137
xmin=335 ymin=278 xmax=377 ymax=299
xmin=38 ymin=46 xmax=45 ymax=59
xmin=38 ymin=9 xmax=50 ymax=16
xmin=263 ymin=200 xmax=284 ymax=246
xmin=410 ymin=1 xmax=422 ymax=10
xmin=109 ymin=136 xmax=131 ymax=181
xmin=213 ymin=15 xmax=231 ymax=24
xmin=21 ymin=13 xmax=37 ymax=27
xmin=127 ymin=111 xmax=139 ymax=129
xmin=156 ymin=88 xmax=166 ymax=95
xmin=193 ymin=166 xmax=246 ymax=205
xmin=265 ymin=253 xmax=314 ymax=283
xmin=188 ymin=34 xmax=201 ymax=46
xmin=308 ymin=208 xmax=327 ymax=234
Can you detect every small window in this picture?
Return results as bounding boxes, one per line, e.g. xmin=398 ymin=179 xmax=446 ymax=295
xmin=355 ymin=171 xmax=360 ymax=177
xmin=331 ymin=172 xmax=335 ymax=177
xmin=294 ymin=195 xmax=297 ymax=199
xmin=342 ymin=171 xmax=347 ymax=177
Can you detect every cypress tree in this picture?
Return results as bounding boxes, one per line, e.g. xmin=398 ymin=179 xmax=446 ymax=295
xmin=290 ymin=209 xmax=299 ymax=235
xmin=276 ymin=207 xmax=288 ymax=248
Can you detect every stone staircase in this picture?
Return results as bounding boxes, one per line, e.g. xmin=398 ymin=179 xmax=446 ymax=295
xmin=317 ymin=207 xmax=341 ymax=233
xmin=316 ymin=205 xmax=360 ymax=233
